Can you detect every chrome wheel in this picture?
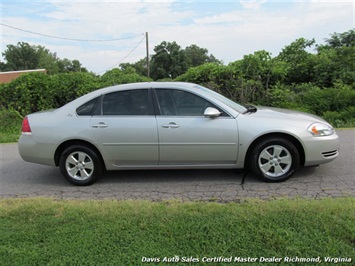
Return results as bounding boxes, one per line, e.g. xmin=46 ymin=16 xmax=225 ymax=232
xmin=65 ymin=151 xmax=94 ymax=181
xmin=258 ymin=145 xmax=292 ymax=179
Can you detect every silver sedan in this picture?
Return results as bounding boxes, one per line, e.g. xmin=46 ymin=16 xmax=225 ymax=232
xmin=18 ymin=82 xmax=339 ymax=185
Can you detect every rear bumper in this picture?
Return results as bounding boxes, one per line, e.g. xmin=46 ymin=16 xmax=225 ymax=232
xmin=18 ymin=134 xmax=56 ymax=166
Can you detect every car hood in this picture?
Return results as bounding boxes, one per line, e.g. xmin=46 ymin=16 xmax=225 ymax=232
xmin=249 ymin=106 xmax=329 ymax=125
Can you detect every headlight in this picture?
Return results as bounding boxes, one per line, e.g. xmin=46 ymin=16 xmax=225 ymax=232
xmin=308 ymin=123 xmax=334 ymax=137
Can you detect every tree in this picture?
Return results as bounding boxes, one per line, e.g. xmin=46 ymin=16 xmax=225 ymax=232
xmin=57 ymin=58 xmax=87 ymax=73
xmin=1 ymin=41 xmax=87 ymax=74
xmin=184 ymin=44 xmax=221 ymax=67
xmin=315 ymin=29 xmax=355 ymax=87
xmin=37 ymin=46 xmax=60 ymax=74
xmin=120 ymin=58 xmax=148 ymax=77
xmin=277 ymin=38 xmax=316 ymax=84
xmin=0 ymin=60 xmax=10 ymax=71
xmin=325 ymin=29 xmax=355 ymax=48
xmin=2 ymin=42 xmax=40 ymax=70
xmin=150 ymin=41 xmax=188 ymax=80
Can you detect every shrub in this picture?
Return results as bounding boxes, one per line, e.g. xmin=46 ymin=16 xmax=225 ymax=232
xmin=0 ymin=72 xmax=53 ymax=116
xmin=0 ymin=108 xmax=22 ymax=143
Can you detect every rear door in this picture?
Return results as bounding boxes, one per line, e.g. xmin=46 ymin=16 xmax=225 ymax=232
xmin=154 ymin=88 xmax=239 ymax=165
xmin=90 ymin=89 xmax=159 ymax=167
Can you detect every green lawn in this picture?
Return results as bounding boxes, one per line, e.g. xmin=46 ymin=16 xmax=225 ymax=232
xmin=0 ymin=197 xmax=354 ymax=265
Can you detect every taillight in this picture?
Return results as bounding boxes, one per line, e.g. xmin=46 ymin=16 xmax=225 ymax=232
xmin=22 ymin=117 xmax=32 ymax=134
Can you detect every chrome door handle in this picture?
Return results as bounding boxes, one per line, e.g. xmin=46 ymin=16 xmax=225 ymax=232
xmin=91 ymin=122 xmax=108 ymax=128
xmin=162 ymin=122 xmax=180 ymax=129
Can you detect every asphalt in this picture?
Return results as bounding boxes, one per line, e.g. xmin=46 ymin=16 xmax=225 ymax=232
xmin=0 ymin=129 xmax=354 ymax=202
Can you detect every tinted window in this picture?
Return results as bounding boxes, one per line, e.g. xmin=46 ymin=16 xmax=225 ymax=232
xmin=76 ymin=97 xmax=99 ymax=116
xmin=103 ymin=89 xmax=150 ymax=115
xmin=156 ymin=89 xmax=218 ymax=116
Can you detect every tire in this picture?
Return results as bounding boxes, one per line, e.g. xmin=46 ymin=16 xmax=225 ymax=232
xmin=59 ymin=145 xmax=103 ymax=186
xmin=250 ymin=138 xmax=300 ymax=182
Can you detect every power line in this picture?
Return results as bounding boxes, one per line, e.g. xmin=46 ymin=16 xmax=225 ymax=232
xmin=0 ymin=22 xmax=144 ymax=42
xmin=98 ymin=34 xmax=146 ymax=74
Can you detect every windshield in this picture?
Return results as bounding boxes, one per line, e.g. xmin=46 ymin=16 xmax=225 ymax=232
xmin=194 ymin=85 xmax=247 ymax=113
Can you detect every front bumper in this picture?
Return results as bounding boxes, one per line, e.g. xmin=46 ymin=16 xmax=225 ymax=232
xmin=302 ymin=132 xmax=339 ymax=166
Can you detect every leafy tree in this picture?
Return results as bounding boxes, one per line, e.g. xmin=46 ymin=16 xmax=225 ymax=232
xmin=150 ymin=41 xmax=188 ymax=80
xmin=1 ymin=42 xmax=87 ymax=74
xmin=37 ymin=46 xmax=60 ymax=74
xmin=0 ymin=61 xmax=10 ymax=71
xmin=120 ymin=58 xmax=148 ymax=77
xmin=184 ymin=44 xmax=221 ymax=67
xmin=57 ymin=58 xmax=88 ymax=73
xmin=315 ymin=29 xmax=355 ymax=87
xmin=122 ymin=43 xmax=222 ymax=80
xmin=277 ymin=38 xmax=316 ymax=84
xmin=325 ymin=29 xmax=355 ymax=48
xmin=2 ymin=42 xmax=40 ymax=70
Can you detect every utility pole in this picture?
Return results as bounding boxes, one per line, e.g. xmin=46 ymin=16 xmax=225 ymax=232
xmin=146 ymin=32 xmax=150 ymax=78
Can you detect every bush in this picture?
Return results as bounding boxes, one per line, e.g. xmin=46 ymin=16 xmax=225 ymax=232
xmin=322 ymin=107 xmax=355 ymax=128
xmin=100 ymin=67 xmax=151 ymax=87
xmin=296 ymin=84 xmax=355 ymax=117
xmin=0 ymin=108 xmax=22 ymax=143
xmin=0 ymin=72 xmax=53 ymax=116
xmin=0 ymin=70 xmax=151 ymax=117
xmin=50 ymin=72 xmax=101 ymax=108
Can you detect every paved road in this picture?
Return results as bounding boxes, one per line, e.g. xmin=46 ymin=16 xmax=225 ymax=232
xmin=0 ymin=130 xmax=354 ymax=202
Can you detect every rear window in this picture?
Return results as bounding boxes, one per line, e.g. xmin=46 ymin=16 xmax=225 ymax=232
xmin=76 ymin=97 xmax=99 ymax=116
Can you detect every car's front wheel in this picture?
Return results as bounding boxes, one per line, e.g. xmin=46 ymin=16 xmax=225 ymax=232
xmin=59 ymin=145 xmax=103 ymax=186
xmin=250 ymin=138 xmax=300 ymax=182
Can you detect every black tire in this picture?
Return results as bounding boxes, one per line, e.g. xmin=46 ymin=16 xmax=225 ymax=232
xmin=59 ymin=145 xmax=103 ymax=186
xmin=250 ymin=138 xmax=300 ymax=182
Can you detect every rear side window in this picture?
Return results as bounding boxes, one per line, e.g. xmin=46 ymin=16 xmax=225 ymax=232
xmin=76 ymin=97 xmax=99 ymax=116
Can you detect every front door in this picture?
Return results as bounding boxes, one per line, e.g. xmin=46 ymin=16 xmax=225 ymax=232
xmin=155 ymin=89 xmax=239 ymax=165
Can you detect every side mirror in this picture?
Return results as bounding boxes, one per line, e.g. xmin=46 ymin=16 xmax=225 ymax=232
xmin=204 ymin=107 xmax=221 ymax=118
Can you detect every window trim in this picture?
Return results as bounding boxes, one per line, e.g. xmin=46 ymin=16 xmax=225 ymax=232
xmin=76 ymin=96 xmax=101 ymax=117
xmin=152 ymin=88 xmax=231 ymax=118
xmin=93 ymin=88 xmax=154 ymax=116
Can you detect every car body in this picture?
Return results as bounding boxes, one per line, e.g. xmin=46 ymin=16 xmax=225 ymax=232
xmin=18 ymin=82 xmax=339 ymax=185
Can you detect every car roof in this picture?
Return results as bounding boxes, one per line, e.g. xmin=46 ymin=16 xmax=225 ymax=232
xmin=67 ymin=82 xmax=198 ymax=106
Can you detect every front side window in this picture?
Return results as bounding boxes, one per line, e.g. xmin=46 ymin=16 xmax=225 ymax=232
xmin=102 ymin=89 xmax=150 ymax=115
xmin=156 ymin=89 xmax=220 ymax=116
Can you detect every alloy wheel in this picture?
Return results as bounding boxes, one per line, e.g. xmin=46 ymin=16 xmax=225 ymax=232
xmin=65 ymin=151 xmax=94 ymax=181
xmin=258 ymin=145 xmax=292 ymax=179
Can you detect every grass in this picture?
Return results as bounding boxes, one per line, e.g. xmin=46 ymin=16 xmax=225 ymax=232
xmin=0 ymin=197 xmax=354 ymax=265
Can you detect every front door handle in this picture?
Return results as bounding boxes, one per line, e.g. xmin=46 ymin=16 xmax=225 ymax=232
xmin=91 ymin=122 xmax=108 ymax=128
xmin=162 ymin=122 xmax=180 ymax=129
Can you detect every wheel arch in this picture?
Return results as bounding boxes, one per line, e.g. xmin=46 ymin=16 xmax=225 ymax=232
xmin=54 ymin=139 xmax=105 ymax=170
xmin=244 ymin=133 xmax=305 ymax=169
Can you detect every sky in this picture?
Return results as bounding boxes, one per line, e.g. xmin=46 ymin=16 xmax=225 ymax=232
xmin=1 ymin=0 xmax=354 ymax=74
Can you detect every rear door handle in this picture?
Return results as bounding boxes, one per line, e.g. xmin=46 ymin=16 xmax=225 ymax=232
xmin=91 ymin=122 xmax=108 ymax=128
xmin=162 ymin=122 xmax=180 ymax=129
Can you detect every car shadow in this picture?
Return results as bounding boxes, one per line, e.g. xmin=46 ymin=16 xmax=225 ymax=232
xmin=99 ymin=165 xmax=320 ymax=185
xmin=100 ymin=169 xmax=247 ymax=184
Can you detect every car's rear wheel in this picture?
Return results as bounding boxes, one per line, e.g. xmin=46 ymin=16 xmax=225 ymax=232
xmin=250 ymin=138 xmax=300 ymax=182
xmin=59 ymin=145 xmax=103 ymax=186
